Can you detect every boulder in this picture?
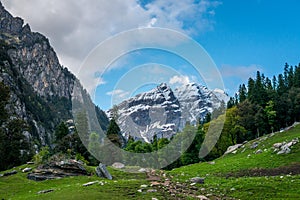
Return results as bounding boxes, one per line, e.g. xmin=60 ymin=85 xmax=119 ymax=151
xmin=112 ymin=162 xmax=125 ymax=169
xmin=273 ymin=143 xmax=283 ymax=149
xmin=255 ymin=149 xmax=263 ymax=154
xmin=95 ymin=163 xmax=112 ymax=180
xmin=250 ymin=142 xmax=259 ymax=149
xmin=224 ymin=144 xmax=242 ymax=155
xmin=22 ymin=167 xmax=32 ymax=173
xmin=27 ymin=159 xmax=88 ymax=181
xmin=3 ymin=170 xmax=17 ymax=176
xmin=190 ymin=177 xmax=205 ymax=184
xmin=277 ymin=146 xmax=291 ymax=155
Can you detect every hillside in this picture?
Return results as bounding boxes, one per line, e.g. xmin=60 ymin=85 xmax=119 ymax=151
xmin=168 ymin=123 xmax=300 ymax=199
xmin=1 ymin=123 xmax=299 ymax=199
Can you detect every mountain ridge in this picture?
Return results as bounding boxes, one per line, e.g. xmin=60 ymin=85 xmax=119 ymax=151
xmin=108 ymin=82 xmax=228 ymax=143
xmin=0 ymin=2 xmax=108 ymax=146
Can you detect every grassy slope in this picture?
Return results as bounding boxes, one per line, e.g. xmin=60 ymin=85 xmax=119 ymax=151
xmin=168 ymin=124 xmax=300 ymax=199
xmin=0 ymin=165 xmax=169 ymax=200
xmin=1 ymin=125 xmax=300 ymax=199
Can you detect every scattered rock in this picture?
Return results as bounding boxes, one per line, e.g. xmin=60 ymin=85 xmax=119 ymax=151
xmin=138 ymin=168 xmax=147 ymax=173
xmin=224 ymin=144 xmax=243 ymax=155
xmin=95 ymin=163 xmax=112 ymax=180
xmin=3 ymin=170 xmax=17 ymax=176
xmin=112 ymin=162 xmax=125 ymax=169
xmin=27 ymin=162 xmax=34 ymax=165
xmin=242 ymin=140 xmax=248 ymax=145
xmin=27 ymin=159 xmax=88 ymax=181
xmin=137 ymin=189 xmax=143 ymax=193
xmin=250 ymin=142 xmax=259 ymax=149
xmin=273 ymin=142 xmax=284 ymax=149
xmin=152 ymin=198 xmax=158 ymax=200
xmin=275 ymin=138 xmax=298 ymax=154
xmin=150 ymin=181 xmax=160 ymax=187
xmin=255 ymin=149 xmax=263 ymax=154
xmin=190 ymin=177 xmax=205 ymax=184
xmin=147 ymin=189 xmax=157 ymax=193
xmin=140 ymin=184 xmax=148 ymax=188
xmin=207 ymin=161 xmax=215 ymax=165
xmin=82 ymin=181 xmax=99 ymax=187
xmin=230 ymin=188 xmax=236 ymax=191
xmin=277 ymin=146 xmax=291 ymax=154
xmin=22 ymin=168 xmax=32 ymax=173
xmin=190 ymin=182 xmax=196 ymax=186
xmin=196 ymin=195 xmax=209 ymax=200
xmin=37 ymin=189 xmax=54 ymax=194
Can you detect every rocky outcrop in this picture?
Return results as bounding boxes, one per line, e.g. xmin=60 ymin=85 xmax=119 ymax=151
xmin=27 ymin=160 xmax=89 ymax=181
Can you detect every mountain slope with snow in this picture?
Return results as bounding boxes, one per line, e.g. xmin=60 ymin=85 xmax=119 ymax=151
xmin=108 ymin=83 xmax=227 ymax=142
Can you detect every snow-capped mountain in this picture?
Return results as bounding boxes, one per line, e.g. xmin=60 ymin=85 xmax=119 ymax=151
xmin=107 ymin=83 xmax=228 ymax=143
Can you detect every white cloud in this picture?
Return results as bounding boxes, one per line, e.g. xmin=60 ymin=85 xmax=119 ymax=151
xmin=2 ymin=0 xmax=220 ymax=73
xmin=106 ymin=89 xmax=129 ymax=99
xmin=169 ymin=75 xmax=191 ymax=85
xmin=220 ymin=64 xmax=262 ymax=80
xmin=2 ymin=0 xmax=221 ymax=96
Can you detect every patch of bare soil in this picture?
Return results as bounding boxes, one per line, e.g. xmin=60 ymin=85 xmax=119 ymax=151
xmin=226 ymin=163 xmax=300 ymax=178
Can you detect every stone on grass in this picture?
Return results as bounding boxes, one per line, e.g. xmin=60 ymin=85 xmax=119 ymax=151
xmin=82 ymin=181 xmax=99 ymax=187
xmin=147 ymin=189 xmax=157 ymax=193
xmin=140 ymin=184 xmax=148 ymax=188
xmin=196 ymin=195 xmax=209 ymax=200
xmin=190 ymin=177 xmax=205 ymax=184
xmin=138 ymin=168 xmax=147 ymax=173
xmin=112 ymin=162 xmax=125 ymax=169
xmin=22 ymin=168 xmax=32 ymax=173
xmin=255 ymin=149 xmax=263 ymax=154
xmin=37 ymin=189 xmax=54 ymax=194
xmin=224 ymin=144 xmax=242 ymax=155
xmin=250 ymin=142 xmax=259 ymax=149
xmin=27 ymin=161 xmax=34 ymax=165
xmin=95 ymin=163 xmax=112 ymax=180
xmin=3 ymin=170 xmax=17 ymax=176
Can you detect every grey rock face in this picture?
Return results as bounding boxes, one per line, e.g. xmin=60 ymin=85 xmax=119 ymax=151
xmin=95 ymin=163 xmax=112 ymax=180
xmin=0 ymin=3 xmax=108 ymax=145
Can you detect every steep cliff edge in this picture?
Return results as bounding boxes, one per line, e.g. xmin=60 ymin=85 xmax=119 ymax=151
xmin=0 ymin=2 xmax=108 ymax=146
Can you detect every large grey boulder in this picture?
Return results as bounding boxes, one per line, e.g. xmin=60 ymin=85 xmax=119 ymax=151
xmin=95 ymin=163 xmax=112 ymax=180
xmin=27 ymin=159 xmax=88 ymax=181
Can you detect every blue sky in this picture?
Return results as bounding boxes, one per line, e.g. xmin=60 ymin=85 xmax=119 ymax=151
xmin=3 ymin=0 xmax=300 ymax=110
xmin=95 ymin=0 xmax=300 ymax=110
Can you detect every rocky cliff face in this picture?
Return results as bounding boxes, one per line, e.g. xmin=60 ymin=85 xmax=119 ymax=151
xmin=0 ymin=2 xmax=108 ymax=146
xmin=108 ymin=82 xmax=228 ymax=143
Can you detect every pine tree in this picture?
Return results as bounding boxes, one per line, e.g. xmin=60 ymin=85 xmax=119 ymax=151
xmin=106 ymin=119 xmax=123 ymax=147
xmin=238 ymin=84 xmax=247 ymax=103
